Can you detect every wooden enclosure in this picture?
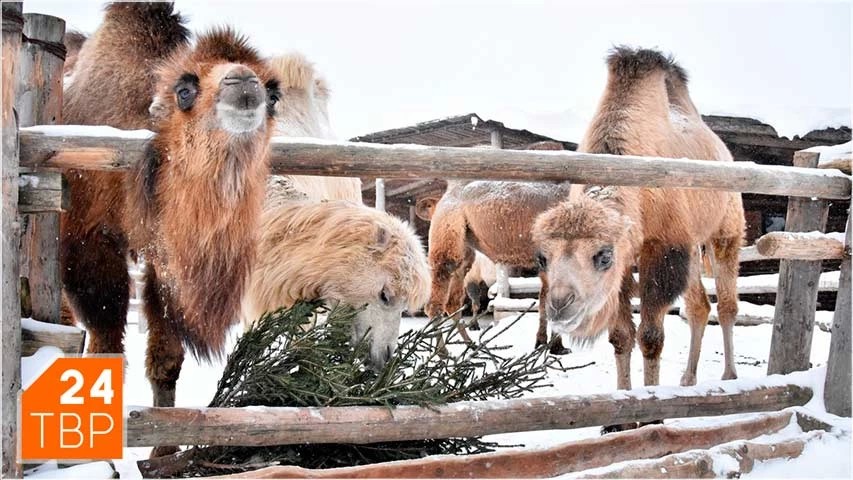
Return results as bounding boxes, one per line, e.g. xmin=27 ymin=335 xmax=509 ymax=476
xmin=1 ymin=3 xmax=851 ymax=478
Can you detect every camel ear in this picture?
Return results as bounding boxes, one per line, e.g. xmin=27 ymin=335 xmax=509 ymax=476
xmin=374 ymin=225 xmax=391 ymax=250
xmin=148 ymin=94 xmax=169 ymax=124
xmin=415 ymin=197 xmax=438 ymax=221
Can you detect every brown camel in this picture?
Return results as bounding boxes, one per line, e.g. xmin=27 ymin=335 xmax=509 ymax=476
xmin=61 ymin=3 xmax=281 ymax=451
xmin=532 ymin=48 xmax=745 ymax=408
xmin=425 ymin=165 xmax=573 ymax=354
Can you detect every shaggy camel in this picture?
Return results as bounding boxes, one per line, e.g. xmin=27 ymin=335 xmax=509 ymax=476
xmin=62 ymin=3 xmax=281 ymax=441
xmin=241 ymin=53 xmax=430 ymax=366
xmin=242 ymin=201 xmax=431 ymax=366
xmin=425 ymin=173 xmax=573 ymax=354
xmin=532 ymin=48 xmax=745 ymax=403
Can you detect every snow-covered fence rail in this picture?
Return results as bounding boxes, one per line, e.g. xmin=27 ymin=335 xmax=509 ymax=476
xmin=17 ymin=126 xmax=852 ymax=199
xmin=125 ymin=381 xmax=811 ymax=448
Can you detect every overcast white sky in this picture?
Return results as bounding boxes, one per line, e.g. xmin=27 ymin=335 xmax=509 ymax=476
xmin=25 ymin=0 xmax=853 ymax=141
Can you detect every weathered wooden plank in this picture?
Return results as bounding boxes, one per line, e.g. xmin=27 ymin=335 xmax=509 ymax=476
xmin=17 ymin=128 xmax=852 ymax=200
xmin=124 ymin=383 xmax=812 ymax=448
xmin=181 ymin=411 xmax=794 ymax=479
xmin=824 ymin=212 xmax=851 ymax=417
xmin=18 ymin=170 xmax=66 ymax=212
xmin=1 ymin=3 xmax=24 ymax=477
xmin=768 ymin=151 xmax=830 ymax=375
xmin=15 ymin=13 xmax=65 ymax=326
xmin=575 ymin=433 xmax=822 ymax=479
xmin=755 ymin=231 xmax=845 ymax=260
xmin=21 ymin=318 xmax=85 ymax=356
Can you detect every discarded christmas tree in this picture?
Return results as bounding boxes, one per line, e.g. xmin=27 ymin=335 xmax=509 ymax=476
xmin=175 ymin=301 xmax=562 ymax=477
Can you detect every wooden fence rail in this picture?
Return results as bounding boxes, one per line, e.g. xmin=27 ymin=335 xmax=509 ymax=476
xmin=18 ymin=127 xmax=852 ymax=199
xmin=125 ymin=383 xmax=811 ymax=447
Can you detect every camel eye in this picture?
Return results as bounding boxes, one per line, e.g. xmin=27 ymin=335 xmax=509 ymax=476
xmin=535 ymin=251 xmax=547 ymax=270
xmin=593 ymin=246 xmax=614 ymax=271
xmin=265 ymin=79 xmax=281 ymax=115
xmin=379 ymin=288 xmax=391 ymax=306
xmin=174 ymin=73 xmax=199 ymax=111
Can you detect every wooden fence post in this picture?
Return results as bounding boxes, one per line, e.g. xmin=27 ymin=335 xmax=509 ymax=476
xmin=824 ymin=211 xmax=851 ymax=416
xmin=2 ymin=3 xmax=24 ymax=477
xmin=768 ymin=151 xmax=829 ymax=375
xmin=15 ymin=13 xmax=65 ymax=324
xmin=375 ymin=178 xmax=385 ymax=211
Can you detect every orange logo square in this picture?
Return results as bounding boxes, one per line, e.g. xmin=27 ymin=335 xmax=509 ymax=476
xmin=21 ymin=356 xmax=124 ymax=461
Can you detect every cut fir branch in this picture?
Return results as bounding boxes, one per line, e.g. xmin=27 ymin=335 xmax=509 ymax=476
xmin=176 ymin=301 xmax=564 ymax=477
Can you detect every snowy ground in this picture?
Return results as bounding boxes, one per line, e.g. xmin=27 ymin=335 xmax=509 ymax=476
xmin=23 ymin=305 xmax=852 ymax=478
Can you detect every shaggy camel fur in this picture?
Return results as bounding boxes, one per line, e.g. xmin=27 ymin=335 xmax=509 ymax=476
xmin=425 ymin=173 xmax=573 ymax=354
xmin=62 ymin=30 xmax=87 ymax=78
xmin=532 ymin=48 xmax=745 ymax=400
xmin=241 ymin=53 xmax=429 ymax=367
xmin=62 ymin=3 xmax=281 ymax=439
xmin=265 ymin=53 xmax=361 ymax=203
xmin=242 ymin=201 xmax=431 ymax=366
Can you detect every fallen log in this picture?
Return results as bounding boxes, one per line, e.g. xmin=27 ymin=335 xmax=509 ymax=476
xmin=188 ymin=411 xmax=794 ymax=479
xmin=125 ymin=383 xmax=812 ymax=448
xmin=575 ymin=431 xmax=825 ymax=478
xmin=756 ymin=231 xmax=845 ymax=260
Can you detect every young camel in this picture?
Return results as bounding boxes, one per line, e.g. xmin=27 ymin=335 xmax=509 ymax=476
xmin=241 ymin=53 xmax=430 ymax=367
xmin=425 ymin=176 xmax=573 ymax=355
xmin=62 ymin=3 xmax=281 ymax=443
xmin=532 ymin=48 xmax=744 ymax=401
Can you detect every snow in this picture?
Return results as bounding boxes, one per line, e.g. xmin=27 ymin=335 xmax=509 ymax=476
xmin=21 ymin=346 xmax=63 ymax=391
xmin=24 ymin=461 xmax=114 ymax=479
xmin=21 ymin=318 xmax=84 ymax=334
xmin=20 ymin=125 xmax=155 ymax=139
xmin=806 ymin=140 xmax=852 ymax=166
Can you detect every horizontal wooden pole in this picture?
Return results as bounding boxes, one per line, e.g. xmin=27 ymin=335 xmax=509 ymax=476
xmin=19 ymin=126 xmax=852 ymax=199
xmin=756 ymin=231 xmax=845 ymax=260
xmin=203 ymin=411 xmax=794 ymax=479
xmin=499 ymin=270 xmax=840 ymax=297
xmin=125 ymin=382 xmax=811 ymax=448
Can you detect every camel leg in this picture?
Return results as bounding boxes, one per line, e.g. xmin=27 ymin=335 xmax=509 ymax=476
xmin=142 ymin=265 xmax=185 ymax=458
xmin=61 ymin=230 xmax=129 ymax=355
xmin=639 ymin=242 xmax=691 ymax=387
xmin=602 ymin=269 xmax=639 ymax=434
xmin=680 ymin=255 xmax=711 ymax=386
xmin=712 ymin=237 xmax=740 ymax=381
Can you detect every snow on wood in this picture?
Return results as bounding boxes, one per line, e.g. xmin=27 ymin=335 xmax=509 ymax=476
xmin=21 ymin=318 xmax=86 ymax=356
xmin=124 ymin=379 xmax=812 ymax=448
xmin=17 ymin=126 xmax=851 ymax=199
xmin=677 ymin=302 xmax=835 ymax=330
xmin=808 ymin=140 xmax=852 ymax=174
xmin=573 ymin=431 xmax=829 ymax=479
xmin=501 ymin=271 xmax=840 ymax=298
xmin=756 ymin=231 xmax=845 ymax=260
xmin=205 ymin=411 xmax=794 ymax=479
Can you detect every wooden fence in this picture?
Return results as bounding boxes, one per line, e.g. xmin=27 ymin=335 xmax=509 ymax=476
xmin=1 ymin=3 xmax=851 ymax=477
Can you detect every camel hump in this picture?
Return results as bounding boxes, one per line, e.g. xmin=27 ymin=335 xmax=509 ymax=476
xmin=606 ymin=46 xmax=687 ymax=85
xmin=269 ymin=52 xmax=317 ymax=92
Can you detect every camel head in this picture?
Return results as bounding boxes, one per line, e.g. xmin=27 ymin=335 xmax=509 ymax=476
xmin=246 ymin=202 xmax=431 ymax=368
xmin=532 ymin=195 xmax=634 ymax=339
xmin=151 ymin=28 xmax=281 ymax=142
